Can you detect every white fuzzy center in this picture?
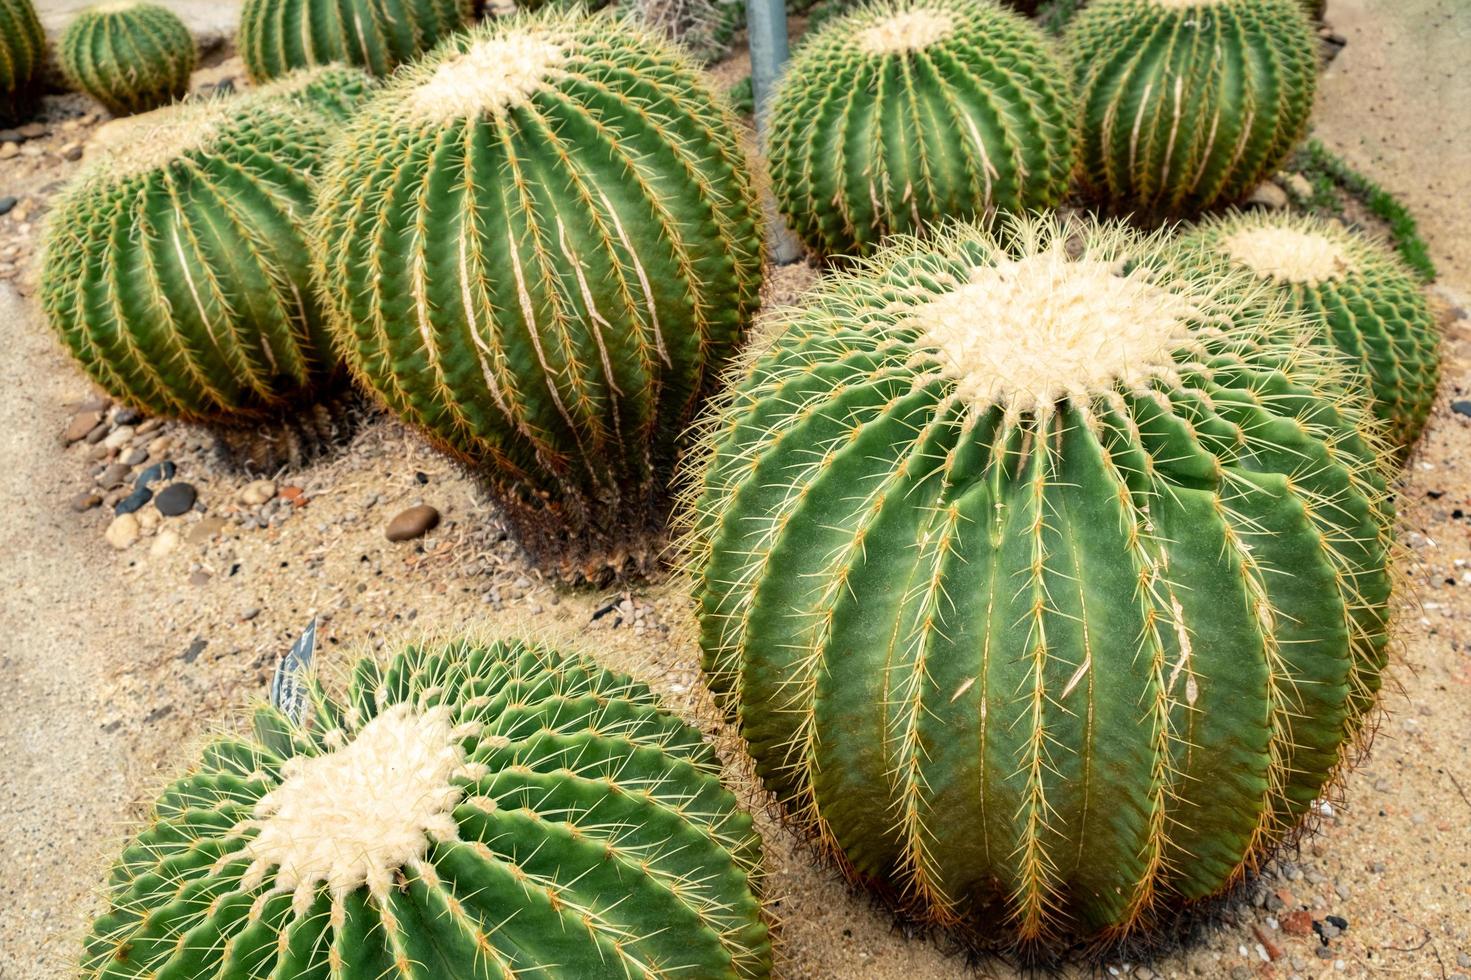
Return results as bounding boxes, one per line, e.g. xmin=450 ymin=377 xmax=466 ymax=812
xmin=910 ymin=250 xmax=1196 ymax=411
xmin=859 ymin=9 xmax=954 ymax=55
xmin=409 ymin=32 xmax=564 ymax=119
xmin=93 ymin=99 xmax=231 ymax=179
xmin=91 ymin=0 xmax=141 ymax=12
xmin=1222 ymin=225 xmax=1352 ymax=285
xmin=1150 ymin=0 xmax=1227 ymax=8
xmin=240 ymin=703 xmax=470 ymax=903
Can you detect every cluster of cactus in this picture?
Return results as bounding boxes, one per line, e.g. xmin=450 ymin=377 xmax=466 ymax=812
xmin=252 ymin=63 xmax=377 ymax=122
xmin=767 ymin=0 xmax=1076 ymax=257
xmin=313 ymin=12 xmax=763 ymax=580
xmin=238 ymin=0 xmax=470 ymax=81
xmin=683 ymin=214 xmax=1394 ymax=941
xmin=1067 ymin=0 xmax=1317 ymax=217
xmin=0 ymin=0 xmax=43 ymax=125
xmin=82 ymin=636 xmax=771 ymax=978
xmin=58 ymin=1 xmax=196 ymax=116
xmin=40 ymin=94 xmax=348 ymax=471
xmin=1181 ymin=210 xmax=1440 ymax=449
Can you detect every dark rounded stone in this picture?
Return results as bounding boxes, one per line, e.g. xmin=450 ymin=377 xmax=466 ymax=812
xmin=135 ymin=460 xmax=176 ymax=489
xmin=113 ymin=407 xmax=143 ymax=426
xmin=154 ymin=482 xmax=197 ymax=517
xmin=0 ymin=196 xmax=17 ymax=216
xmin=385 ymin=504 xmax=440 ymax=542
xmin=114 ymin=486 xmax=152 ymax=515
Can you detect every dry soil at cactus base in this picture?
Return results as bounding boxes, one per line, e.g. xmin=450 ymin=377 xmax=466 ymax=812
xmin=2 ymin=1 xmax=1470 ymax=978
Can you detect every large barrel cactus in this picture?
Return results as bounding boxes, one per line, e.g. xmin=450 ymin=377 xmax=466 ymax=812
xmin=1181 ymin=211 xmax=1440 ymax=451
xmin=253 ymin=63 xmax=377 ymax=122
xmin=0 ymin=0 xmax=44 ymax=125
xmin=1067 ymin=0 xmax=1317 ymax=218
xmin=82 ymin=636 xmax=771 ymax=978
xmin=238 ymin=0 xmax=470 ymax=81
xmin=314 ymin=12 xmax=763 ymax=580
xmin=682 ymin=214 xmax=1394 ymax=942
xmin=767 ymin=0 xmax=1076 ymax=258
xmin=59 ymin=1 xmax=196 ymax=116
xmin=40 ymin=96 xmax=347 ymax=470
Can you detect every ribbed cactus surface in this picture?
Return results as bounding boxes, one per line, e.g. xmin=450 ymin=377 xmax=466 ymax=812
xmin=1181 ymin=211 xmax=1440 ymax=450
xmin=683 ymin=215 xmax=1393 ymax=941
xmin=1068 ymin=0 xmax=1317 ymax=217
xmin=0 ymin=0 xmax=44 ymax=124
xmin=59 ymin=1 xmax=196 ymax=116
xmin=767 ymin=0 xmax=1076 ymax=257
xmin=41 ymin=96 xmax=339 ymax=435
xmin=254 ymin=64 xmax=377 ymax=122
xmin=238 ymin=0 xmax=470 ymax=81
xmin=82 ymin=636 xmax=771 ymax=978
xmin=315 ymin=12 xmax=763 ymax=580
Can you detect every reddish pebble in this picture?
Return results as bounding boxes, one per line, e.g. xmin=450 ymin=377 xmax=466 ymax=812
xmin=1280 ymin=910 xmax=1313 ymax=936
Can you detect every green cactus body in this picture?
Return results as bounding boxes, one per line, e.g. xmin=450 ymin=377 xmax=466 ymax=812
xmin=0 ymin=0 xmax=44 ymax=125
xmin=82 ymin=636 xmax=772 ymax=978
xmin=1181 ymin=211 xmax=1440 ymax=450
xmin=682 ymin=215 xmax=1393 ymax=942
xmin=1067 ymin=0 xmax=1317 ymax=218
xmin=314 ymin=12 xmax=763 ymax=580
xmin=767 ymin=0 xmax=1076 ymax=258
xmin=59 ymin=1 xmax=196 ymax=116
xmin=41 ymin=96 xmax=347 ymax=468
xmin=254 ymin=64 xmax=377 ymax=122
xmin=238 ymin=0 xmax=470 ymax=81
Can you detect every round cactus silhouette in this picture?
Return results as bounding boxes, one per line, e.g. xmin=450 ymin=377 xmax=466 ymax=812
xmin=81 ymin=636 xmax=771 ymax=978
xmin=314 ymin=11 xmax=763 ymax=580
xmin=683 ymin=213 xmax=1394 ymax=942
xmin=767 ymin=0 xmax=1077 ymax=257
xmin=59 ymin=1 xmax=196 ymax=116
xmin=1 ymin=0 xmax=44 ymax=125
xmin=238 ymin=0 xmax=470 ymax=81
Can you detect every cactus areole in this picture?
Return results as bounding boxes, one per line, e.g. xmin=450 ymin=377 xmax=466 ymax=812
xmin=766 ymin=0 xmax=1077 ymax=257
xmin=82 ymin=637 xmax=772 ymax=978
xmin=683 ymin=215 xmax=1394 ymax=942
xmin=314 ymin=12 xmax=764 ymax=581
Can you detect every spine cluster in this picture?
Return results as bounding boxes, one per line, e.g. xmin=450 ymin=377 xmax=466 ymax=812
xmin=59 ymin=1 xmax=196 ymax=116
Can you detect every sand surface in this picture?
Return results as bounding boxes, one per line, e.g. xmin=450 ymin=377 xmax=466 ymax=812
xmin=2 ymin=1 xmax=1470 ymax=978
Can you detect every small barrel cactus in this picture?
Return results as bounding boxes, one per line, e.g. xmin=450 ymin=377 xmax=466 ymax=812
xmin=682 ymin=214 xmax=1393 ymax=942
xmin=314 ymin=12 xmax=763 ymax=580
xmin=1 ymin=0 xmax=44 ymax=125
xmin=767 ymin=0 xmax=1076 ymax=257
xmin=1180 ymin=210 xmax=1440 ymax=450
xmin=1067 ymin=0 xmax=1317 ymax=217
xmin=81 ymin=636 xmax=772 ymax=978
xmin=40 ymin=95 xmax=347 ymax=471
xmin=252 ymin=63 xmax=377 ymax=122
xmin=238 ymin=0 xmax=470 ymax=81
xmin=58 ymin=1 xmax=196 ymax=116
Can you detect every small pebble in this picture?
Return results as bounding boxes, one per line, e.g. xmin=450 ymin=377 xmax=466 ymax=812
xmin=0 ymin=195 xmax=16 ymax=216
xmin=385 ymin=504 xmax=440 ymax=541
xmin=134 ymin=459 xmax=176 ymax=489
xmin=112 ymin=407 xmax=142 ymax=426
xmin=59 ymin=141 xmax=83 ymax=161
xmin=102 ymin=426 xmax=135 ymax=450
xmin=238 ymin=479 xmax=276 ymax=506
xmin=186 ymin=516 xmax=226 ymax=543
xmin=70 ymin=491 xmax=102 ymax=512
xmin=64 ymin=410 xmax=103 ymax=443
xmin=96 ymin=463 xmax=130 ymax=490
xmin=1453 ymin=400 xmax=1471 ymax=418
xmin=154 ymin=482 xmax=197 ymax=517
xmin=114 ymin=486 xmax=152 ymax=515
xmin=104 ymin=513 xmax=140 ymax=549
xmin=188 ymin=569 xmax=211 ymax=586
xmin=149 ymin=528 xmax=180 ymax=557
xmin=119 ymin=447 xmax=147 ymax=466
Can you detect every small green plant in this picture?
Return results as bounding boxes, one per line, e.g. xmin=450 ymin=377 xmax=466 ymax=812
xmin=238 ymin=0 xmax=470 ymax=81
xmin=1181 ymin=210 xmax=1440 ymax=450
xmin=253 ymin=64 xmax=377 ymax=122
xmin=58 ymin=1 xmax=196 ymax=116
xmin=81 ymin=636 xmax=772 ymax=978
xmin=40 ymin=96 xmax=348 ymax=471
xmin=1286 ymin=138 xmax=1436 ymax=282
xmin=0 ymin=0 xmax=44 ymax=125
xmin=314 ymin=11 xmax=763 ymax=581
xmin=682 ymin=213 xmax=1393 ymax=942
xmin=1068 ymin=0 xmax=1317 ymax=217
xmin=767 ymin=0 xmax=1076 ymax=257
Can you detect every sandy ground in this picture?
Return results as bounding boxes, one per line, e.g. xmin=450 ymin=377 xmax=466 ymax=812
xmin=2 ymin=1 xmax=1470 ymax=978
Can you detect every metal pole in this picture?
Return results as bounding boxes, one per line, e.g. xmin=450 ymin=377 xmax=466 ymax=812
xmin=746 ymin=0 xmax=802 ymax=264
